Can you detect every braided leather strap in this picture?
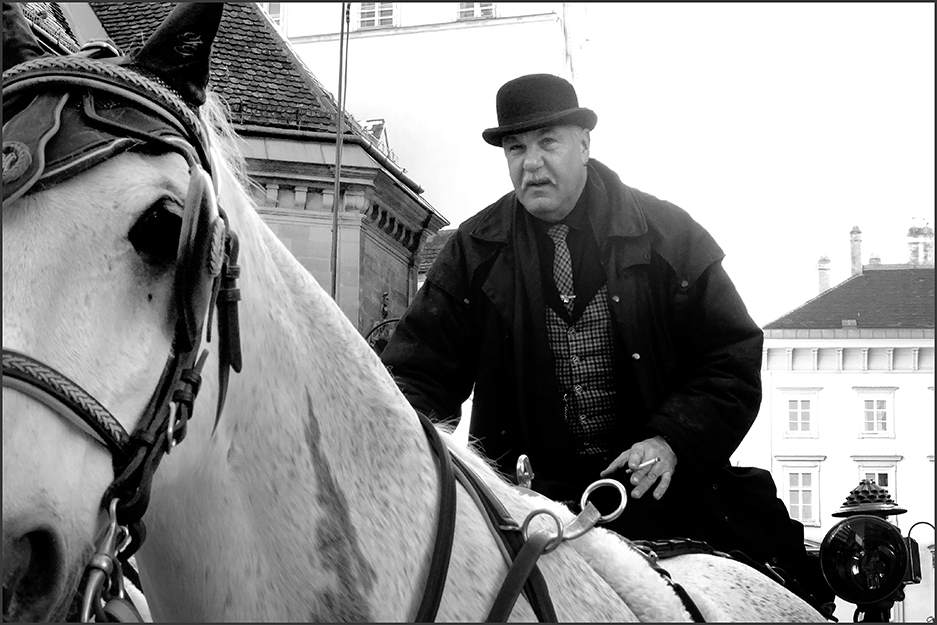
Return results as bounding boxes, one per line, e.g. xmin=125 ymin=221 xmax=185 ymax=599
xmin=1 ymin=349 xmax=129 ymax=457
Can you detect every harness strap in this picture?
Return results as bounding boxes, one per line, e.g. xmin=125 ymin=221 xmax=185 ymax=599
xmin=104 ymin=350 xmax=209 ymax=559
xmin=671 ymin=581 xmax=707 ymax=623
xmin=211 ymin=229 xmax=243 ymax=434
xmin=486 ymin=531 xmax=556 ymax=622
xmin=413 ymin=413 xmax=457 ymax=622
xmin=623 ymin=539 xmax=711 ymax=622
xmin=449 ymin=454 xmax=557 ymax=623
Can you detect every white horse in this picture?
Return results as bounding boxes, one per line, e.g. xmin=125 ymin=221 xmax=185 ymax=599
xmin=2 ymin=3 xmax=826 ymax=622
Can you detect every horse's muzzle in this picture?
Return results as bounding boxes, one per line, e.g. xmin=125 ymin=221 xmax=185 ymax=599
xmin=2 ymin=525 xmax=66 ymax=622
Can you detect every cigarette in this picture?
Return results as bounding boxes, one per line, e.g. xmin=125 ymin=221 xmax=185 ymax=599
xmin=625 ymin=457 xmax=661 ymax=474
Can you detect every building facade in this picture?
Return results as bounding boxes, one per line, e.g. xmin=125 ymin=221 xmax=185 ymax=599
xmin=41 ymin=1 xmax=447 ymax=334
xmin=282 ymin=3 xmax=585 ymax=239
xmin=734 ymin=225 xmax=936 ymax=621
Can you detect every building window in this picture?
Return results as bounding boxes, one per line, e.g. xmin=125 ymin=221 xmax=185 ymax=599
xmin=854 ymin=387 xmax=897 ymax=439
xmin=863 ymin=399 xmax=888 ymax=432
xmin=779 ymin=388 xmax=821 ymax=438
xmin=863 ymin=469 xmax=890 ymax=488
xmin=777 ymin=456 xmax=824 ymax=527
xmin=853 ymin=455 xmax=902 ymax=506
xmin=786 ymin=469 xmax=819 ymax=525
xmin=260 ymin=3 xmax=283 ymax=28
xmin=359 ymin=2 xmax=395 ymax=29
xmin=789 ymin=399 xmax=812 ymax=433
xmin=458 ymin=2 xmax=495 ymax=20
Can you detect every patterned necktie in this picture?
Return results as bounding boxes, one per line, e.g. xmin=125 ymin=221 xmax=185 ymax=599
xmin=547 ymin=224 xmax=575 ymax=315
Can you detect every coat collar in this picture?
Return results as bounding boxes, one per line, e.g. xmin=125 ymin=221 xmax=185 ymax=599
xmin=468 ymin=158 xmax=648 ymax=245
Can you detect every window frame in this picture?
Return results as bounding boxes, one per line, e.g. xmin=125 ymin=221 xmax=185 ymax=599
xmin=260 ymin=2 xmax=284 ymax=29
xmin=854 ymin=387 xmax=897 ymax=439
xmin=457 ymin=2 xmax=496 ymax=20
xmin=776 ymin=456 xmax=824 ymax=527
xmin=778 ymin=387 xmax=821 ymax=439
xmin=357 ymin=2 xmax=397 ymax=29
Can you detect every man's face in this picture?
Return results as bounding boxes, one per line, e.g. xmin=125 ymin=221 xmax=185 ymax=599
xmin=502 ymin=125 xmax=590 ymax=223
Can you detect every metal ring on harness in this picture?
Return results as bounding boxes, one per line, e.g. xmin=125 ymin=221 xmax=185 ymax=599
xmin=520 ymin=509 xmax=565 ymax=554
xmin=580 ymin=478 xmax=628 ymax=523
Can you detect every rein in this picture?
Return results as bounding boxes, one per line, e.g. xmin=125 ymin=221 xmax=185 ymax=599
xmin=1 ymin=44 xmax=242 ymax=621
xmin=417 ymin=428 xmax=712 ymax=622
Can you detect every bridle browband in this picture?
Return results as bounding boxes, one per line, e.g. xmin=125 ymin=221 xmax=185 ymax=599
xmin=2 ymin=44 xmax=242 ymax=621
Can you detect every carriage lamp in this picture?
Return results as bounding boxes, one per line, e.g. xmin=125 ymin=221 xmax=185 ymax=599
xmin=819 ymin=480 xmax=922 ymax=622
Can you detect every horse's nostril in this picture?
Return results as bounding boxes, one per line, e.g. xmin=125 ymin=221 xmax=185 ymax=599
xmin=2 ymin=529 xmax=62 ymax=621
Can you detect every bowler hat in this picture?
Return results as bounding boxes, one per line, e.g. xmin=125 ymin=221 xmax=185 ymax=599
xmin=482 ymin=74 xmax=597 ymax=147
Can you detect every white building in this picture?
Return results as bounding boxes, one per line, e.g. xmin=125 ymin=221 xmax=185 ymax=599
xmin=272 ymin=2 xmax=585 ymax=229
xmin=734 ymin=224 xmax=935 ymax=622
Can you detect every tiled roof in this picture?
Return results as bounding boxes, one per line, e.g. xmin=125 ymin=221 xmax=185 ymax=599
xmin=764 ymin=265 xmax=935 ymax=330
xmin=418 ymin=229 xmax=456 ymax=274
xmin=88 ymin=2 xmax=349 ymax=133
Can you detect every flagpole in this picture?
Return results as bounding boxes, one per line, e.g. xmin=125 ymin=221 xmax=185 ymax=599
xmin=330 ymin=2 xmax=350 ymax=300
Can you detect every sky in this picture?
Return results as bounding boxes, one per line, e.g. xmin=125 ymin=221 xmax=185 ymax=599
xmin=564 ymin=3 xmax=934 ymax=326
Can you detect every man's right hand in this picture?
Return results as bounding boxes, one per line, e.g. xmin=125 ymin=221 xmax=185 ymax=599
xmin=600 ymin=435 xmax=677 ymax=500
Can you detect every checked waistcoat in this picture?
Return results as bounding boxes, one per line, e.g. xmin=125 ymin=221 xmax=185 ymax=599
xmin=544 ymin=226 xmax=623 ymax=457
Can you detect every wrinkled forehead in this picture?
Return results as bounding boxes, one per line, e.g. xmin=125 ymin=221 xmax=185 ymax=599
xmin=501 ymin=124 xmax=588 ymax=147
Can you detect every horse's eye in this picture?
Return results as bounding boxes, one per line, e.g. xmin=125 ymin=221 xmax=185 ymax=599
xmin=129 ymin=201 xmax=182 ymax=265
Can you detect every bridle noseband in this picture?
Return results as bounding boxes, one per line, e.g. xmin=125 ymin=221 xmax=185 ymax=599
xmin=1 ymin=44 xmax=242 ymax=621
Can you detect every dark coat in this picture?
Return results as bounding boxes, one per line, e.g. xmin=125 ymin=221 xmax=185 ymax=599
xmin=382 ymin=168 xmax=829 ymax=602
xmin=383 ymin=159 xmax=763 ymax=496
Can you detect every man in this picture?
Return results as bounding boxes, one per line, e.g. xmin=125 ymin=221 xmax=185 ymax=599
xmin=382 ymin=73 xmax=833 ymax=615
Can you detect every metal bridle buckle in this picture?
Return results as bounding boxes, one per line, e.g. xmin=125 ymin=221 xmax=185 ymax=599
xmin=516 ymin=454 xmax=534 ymax=489
xmin=165 ymin=401 xmax=179 ymax=454
xmin=80 ymin=498 xmax=133 ymax=623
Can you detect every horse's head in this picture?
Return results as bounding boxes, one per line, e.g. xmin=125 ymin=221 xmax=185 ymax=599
xmin=2 ymin=3 xmax=237 ymax=620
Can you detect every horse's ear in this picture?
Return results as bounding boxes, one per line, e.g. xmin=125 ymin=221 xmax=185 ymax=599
xmin=130 ymin=2 xmax=224 ymax=107
xmin=2 ymin=2 xmax=49 ymax=73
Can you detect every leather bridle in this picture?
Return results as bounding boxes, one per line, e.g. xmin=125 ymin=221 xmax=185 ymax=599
xmin=1 ymin=44 xmax=242 ymax=621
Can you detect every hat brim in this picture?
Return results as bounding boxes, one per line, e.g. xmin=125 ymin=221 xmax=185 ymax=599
xmin=482 ymin=107 xmax=597 ymax=147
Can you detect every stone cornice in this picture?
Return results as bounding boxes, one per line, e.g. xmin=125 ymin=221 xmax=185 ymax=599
xmin=763 ymin=328 xmax=934 ymax=339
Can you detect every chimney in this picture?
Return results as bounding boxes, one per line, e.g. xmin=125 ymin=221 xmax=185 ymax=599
xmin=817 ymin=255 xmax=831 ymax=293
xmin=908 ymin=219 xmax=935 ymax=266
xmin=926 ymin=225 xmax=935 ymax=265
xmin=850 ymin=226 xmax=862 ymax=276
xmin=869 ymin=253 xmax=881 ymax=266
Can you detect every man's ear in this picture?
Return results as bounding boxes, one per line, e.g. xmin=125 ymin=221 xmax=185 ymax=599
xmin=580 ymin=128 xmax=591 ymax=164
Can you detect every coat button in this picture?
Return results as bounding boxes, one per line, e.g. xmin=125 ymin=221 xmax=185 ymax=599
xmin=611 ymin=295 xmax=620 ymax=303
xmin=680 ymin=280 xmax=689 ymax=288
xmin=632 ymin=353 xmax=640 ymax=360
xmin=463 ymin=298 xmax=470 ymax=305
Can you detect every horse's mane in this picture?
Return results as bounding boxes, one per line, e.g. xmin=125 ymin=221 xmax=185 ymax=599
xmin=198 ymin=94 xmax=258 ymax=199
xmin=191 ymin=100 xmax=505 ymax=480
